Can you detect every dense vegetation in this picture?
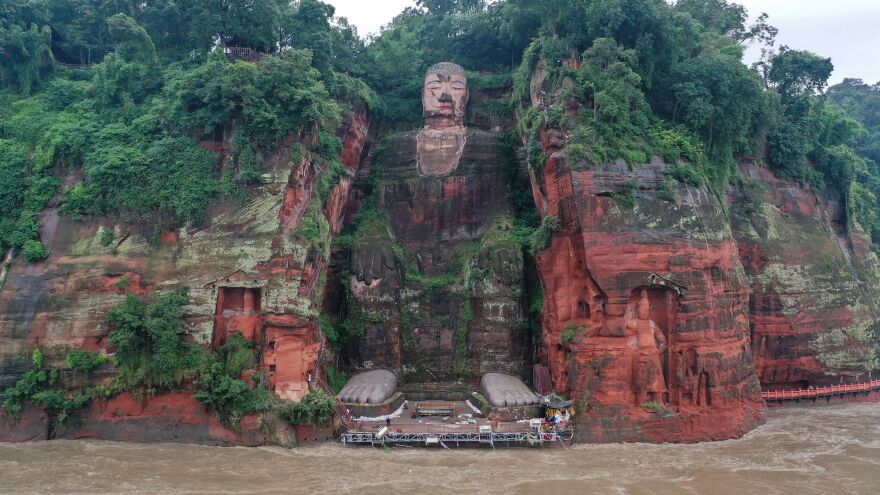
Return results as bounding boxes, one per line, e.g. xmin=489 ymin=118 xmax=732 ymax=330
xmin=3 ymin=0 xmax=879 ymax=258
xmin=363 ymin=0 xmax=880 ymax=241
xmin=3 ymin=0 xmax=880 ymax=425
xmin=0 ymin=0 xmax=368 ymax=258
xmin=829 ymin=79 xmax=880 ymax=243
xmin=2 ymin=289 xmax=337 ymax=430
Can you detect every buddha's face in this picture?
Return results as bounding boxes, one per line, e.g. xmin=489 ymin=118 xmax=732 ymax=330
xmin=423 ymin=71 xmax=468 ymax=128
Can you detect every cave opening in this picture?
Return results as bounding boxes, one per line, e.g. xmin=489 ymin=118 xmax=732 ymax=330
xmin=212 ymin=287 xmax=262 ymax=348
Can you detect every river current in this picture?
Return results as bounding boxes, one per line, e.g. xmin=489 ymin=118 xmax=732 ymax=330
xmin=1 ymin=403 xmax=878 ymax=494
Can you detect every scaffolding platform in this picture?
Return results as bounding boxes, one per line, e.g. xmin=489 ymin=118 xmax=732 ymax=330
xmin=341 ymin=423 xmax=568 ymax=448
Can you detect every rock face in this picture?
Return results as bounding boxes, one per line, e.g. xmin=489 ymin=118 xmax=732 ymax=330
xmin=530 ymin=155 xmax=765 ymax=442
xmin=3 ymin=59 xmax=880 ymax=447
xmin=0 ymin=104 xmax=371 ymax=442
xmin=730 ymin=164 xmax=880 ymax=389
xmin=350 ymin=129 xmax=531 ymax=381
xmin=346 ymin=64 xmax=532 ymax=384
xmin=526 ymin=68 xmax=764 ymax=442
xmin=53 ymin=392 xmax=280 ymax=446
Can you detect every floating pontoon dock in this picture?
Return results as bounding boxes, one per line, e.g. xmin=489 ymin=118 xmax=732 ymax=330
xmin=341 ymin=421 xmax=569 ymax=448
xmin=341 ymin=430 xmax=564 ymax=447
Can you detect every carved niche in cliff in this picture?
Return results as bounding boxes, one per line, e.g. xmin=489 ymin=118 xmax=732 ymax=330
xmin=212 ymin=287 xmax=262 ymax=347
xmin=626 ymin=288 xmax=670 ymax=405
xmin=623 ymin=286 xmax=711 ymax=409
xmin=417 ymin=62 xmax=468 ymax=177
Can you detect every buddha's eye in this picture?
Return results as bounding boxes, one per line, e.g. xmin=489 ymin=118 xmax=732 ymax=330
xmin=426 ymin=83 xmax=442 ymax=90
xmin=451 ymin=82 xmax=466 ymax=90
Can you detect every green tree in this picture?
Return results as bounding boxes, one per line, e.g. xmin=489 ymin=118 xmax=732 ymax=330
xmin=92 ymin=14 xmax=160 ymax=105
xmin=0 ymin=23 xmax=53 ymax=95
xmin=768 ymin=49 xmax=834 ymax=99
xmin=674 ymin=0 xmax=747 ymax=39
xmin=578 ymin=38 xmax=647 ymax=125
xmin=196 ymin=0 xmax=285 ymax=52
xmin=22 ymin=239 xmax=48 ymax=262
xmin=280 ymin=0 xmax=336 ymax=73
xmin=107 ymin=289 xmax=201 ymax=390
xmin=663 ymin=47 xmax=764 ymax=156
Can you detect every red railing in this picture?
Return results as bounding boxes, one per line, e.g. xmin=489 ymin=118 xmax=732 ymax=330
xmin=762 ymin=380 xmax=880 ymax=401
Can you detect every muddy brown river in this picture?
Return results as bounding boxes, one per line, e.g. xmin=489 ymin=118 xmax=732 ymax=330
xmin=1 ymin=403 xmax=878 ymax=494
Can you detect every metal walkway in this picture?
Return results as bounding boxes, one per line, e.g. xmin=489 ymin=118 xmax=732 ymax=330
xmin=763 ymin=380 xmax=880 ymax=402
xmin=341 ymin=430 xmax=563 ymax=447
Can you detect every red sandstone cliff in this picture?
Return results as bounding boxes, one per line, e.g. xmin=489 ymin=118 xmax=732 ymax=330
xmin=0 ymin=104 xmax=371 ymax=445
xmin=526 ymin=68 xmax=765 ymax=442
xmin=730 ymin=164 xmax=880 ymax=390
xmin=3 ymin=70 xmax=880 ymax=447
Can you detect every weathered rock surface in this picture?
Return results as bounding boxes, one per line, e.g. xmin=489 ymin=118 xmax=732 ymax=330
xmin=531 ymin=156 xmax=765 ymax=442
xmin=349 ymin=128 xmax=531 ymax=382
xmin=525 ymin=66 xmax=764 ymax=442
xmin=730 ymin=164 xmax=880 ymax=389
xmin=0 ymin=105 xmax=371 ymax=443
xmin=3 ymin=60 xmax=880 ymax=447
xmin=54 ymin=393 xmax=273 ymax=446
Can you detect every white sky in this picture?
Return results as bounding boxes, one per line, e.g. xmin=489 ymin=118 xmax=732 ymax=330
xmin=328 ymin=0 xmax=880 ymax=84
xmin=330 ymin=0 xmax=416 ymax=36
xmin=737 ymin=0 xmax=879 ymax=84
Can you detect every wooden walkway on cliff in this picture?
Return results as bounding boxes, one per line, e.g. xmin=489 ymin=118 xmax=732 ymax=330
xmin=763 ymin=380 xmax=880 ymax=402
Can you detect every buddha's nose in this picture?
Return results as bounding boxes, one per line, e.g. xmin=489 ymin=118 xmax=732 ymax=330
xmin=439 ymin=92 xmax=453 ymax=103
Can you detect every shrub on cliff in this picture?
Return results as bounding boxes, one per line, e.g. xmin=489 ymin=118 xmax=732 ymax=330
xmin=21 ymin=240 xmax=48 ymax=263
xmin=107 ymin=289 xmax=202 ymax=390
xmin=277 ymin=389 xmax=336 ymax=426
xmin=2 ymin=349 xmax=90 ymax=425
xmin=642 ymin=400 xmax=666 ymax=413
xmin=327 ymin=367 xmax=350 ymax=394
xmin=529 ymin=215 xmax=560 ymax=255
xmin=194 ymin=335 xmax=273 ymax=429
xmin=2 ymin=350 xmax=48 ymax=416
xmin=65 ymin=350 xmax=109 ymax=374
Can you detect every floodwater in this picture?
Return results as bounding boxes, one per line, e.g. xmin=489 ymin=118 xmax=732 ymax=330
xmin=1 ymin=404 xmax=879 ymax=494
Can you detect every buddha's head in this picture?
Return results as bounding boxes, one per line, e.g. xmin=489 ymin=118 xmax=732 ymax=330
xmin=422 ymin=62 xmax=468 ymax=129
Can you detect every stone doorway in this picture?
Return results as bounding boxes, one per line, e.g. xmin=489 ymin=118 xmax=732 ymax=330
xmin=212 ymin=287 xmax=262 ymax=348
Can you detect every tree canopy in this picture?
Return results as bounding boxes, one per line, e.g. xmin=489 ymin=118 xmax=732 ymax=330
xmin=2 ymin=0 xmax=880 ymax=259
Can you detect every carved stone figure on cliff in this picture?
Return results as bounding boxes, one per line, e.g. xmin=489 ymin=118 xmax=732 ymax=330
xmin=628 ymin=288 xmax=667 ymax=405
xmin=417 ymin=62 xmax=469 ymax=176
xmin=346 ymin=60 xmax=529 ymax=379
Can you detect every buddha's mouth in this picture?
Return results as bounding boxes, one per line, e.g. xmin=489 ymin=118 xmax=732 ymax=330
xmin=434 ymin=103 xmax=455 ymax=115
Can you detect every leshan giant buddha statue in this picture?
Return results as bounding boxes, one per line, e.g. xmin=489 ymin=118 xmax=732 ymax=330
xmin=347 ymin=62 xmax=531 ymax=386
